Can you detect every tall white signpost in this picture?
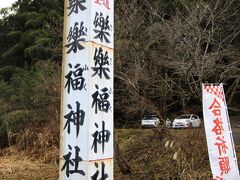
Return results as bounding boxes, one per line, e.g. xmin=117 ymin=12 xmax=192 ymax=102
xmin=60 ymin=0 xmax=114 ymax=179
xmin=202 ymin=84 xmax=240 ymax=180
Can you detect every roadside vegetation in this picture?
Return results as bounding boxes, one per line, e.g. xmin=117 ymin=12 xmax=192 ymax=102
xmin=1 ymin=128 xmax=239 ymax=179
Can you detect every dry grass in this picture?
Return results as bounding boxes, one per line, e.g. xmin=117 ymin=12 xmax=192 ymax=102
xmin=114 ymin=128 xmax=212 ymax=179
xmin=0 ymin=155 xmax=58 ymax=180
xmin=0 ymin=128 xmax=239 ymax=179
xmin=0 ymin=123 xmax=59 ymax=179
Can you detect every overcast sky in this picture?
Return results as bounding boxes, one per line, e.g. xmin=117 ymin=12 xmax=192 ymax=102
xmin=0 ymin=0 xmax=17 ymax=8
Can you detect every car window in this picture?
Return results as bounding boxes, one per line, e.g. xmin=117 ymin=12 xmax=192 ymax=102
xmin=144 ymin=115 xmax=157 ymax=120
xmin=177 ymin=115 xmax=191 ymax=119
xmin=149 ymin=117 xmax=157 ymax=120
xmin=192 ymin=115 xmax=198 ymax=119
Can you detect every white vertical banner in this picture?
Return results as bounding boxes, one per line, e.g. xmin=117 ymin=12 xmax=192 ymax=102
xmin=202 ymin=83 xmax=240 ymax=180
xmin=60 ymin=0 xmax=114 ymax=179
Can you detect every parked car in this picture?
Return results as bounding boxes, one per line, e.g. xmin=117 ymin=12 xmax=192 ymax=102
xmin=141 ymin=114 xmax=160 ymax=128
xmin=172 ymin=114 xmax=201 ymax=128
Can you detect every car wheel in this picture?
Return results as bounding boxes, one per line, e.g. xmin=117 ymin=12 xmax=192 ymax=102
xmin=189 ymin=122 xmax=193 ymax=128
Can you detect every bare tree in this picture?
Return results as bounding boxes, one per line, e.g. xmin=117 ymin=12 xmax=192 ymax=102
xmin=114 ymin=0 xmax=240 ymax=125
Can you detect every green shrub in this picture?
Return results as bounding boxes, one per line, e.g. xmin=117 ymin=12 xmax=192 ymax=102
xmin=0 ymin=61 xmax=60 ymax=148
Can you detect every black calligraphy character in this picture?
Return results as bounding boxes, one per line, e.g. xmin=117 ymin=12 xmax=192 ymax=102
xmin=64 ymin=101 xmax=85 ymax=137
xmin=91 ymin=85 xmax=111 ymax=114
xmin=65 ymin=22 xmax=87 ymax=53
xmin=91 ymin=121 xmax=111 ymax=154
xmin=68 ymin=0 xmax=87 ymax=16
xmin=93 ymin=12 xmax=111 ymax=43
xmin=91 ymin=47 xmax=110 ymax=79
xmin=91 ymin=162 xmax=109 ymax=180
xmin=61 ymin=145 xmax=85 ymax=177
xmin=65 ymin=63 xmax=87 ymax=94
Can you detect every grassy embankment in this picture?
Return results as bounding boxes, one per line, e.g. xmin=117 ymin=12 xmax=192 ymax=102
xmin=0 ymin=128 xmax=240 ymax=179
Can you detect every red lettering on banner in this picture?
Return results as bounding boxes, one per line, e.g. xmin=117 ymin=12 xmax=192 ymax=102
xmin=214 ymin=136 xmax=228 ymax=156
xmin=213 ymin=176 xmax=223 ymax=180
xmin=95 ymin=0 xmax=110 ymax=10
xmin=212 ymin=117 xmax=224 ymax=136
xmin=209 ymin=98 xmax=221 ymax=116
xmin=209 ymin=98 xmax=221 ymax=109
xmin=206 ymin=86 xmax=233 ymax=177
xmin=212 ymin=109 xmax=221 ymax=116
xmin=218 ymin=157 xmax=231 ymax=175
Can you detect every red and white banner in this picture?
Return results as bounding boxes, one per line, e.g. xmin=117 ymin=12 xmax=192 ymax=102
xmin=202 ymin=84 xmax=240 ymax=180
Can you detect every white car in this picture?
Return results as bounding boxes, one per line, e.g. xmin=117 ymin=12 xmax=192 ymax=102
xmin=172 ymin=114 xmax=201 ymax=128
xmin=141 ymin=114 xmax=160 ymax=128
